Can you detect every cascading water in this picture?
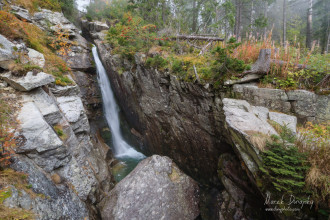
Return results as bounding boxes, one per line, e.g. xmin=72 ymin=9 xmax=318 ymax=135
xmin=75 ymin=0 xmax=90 ymax=12
xmin=92 ymin=46 xmax=145 ymax=160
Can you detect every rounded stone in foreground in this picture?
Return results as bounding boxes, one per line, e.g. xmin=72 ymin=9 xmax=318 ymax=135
xmin=101 ymin=155 xmax=200 ymax=220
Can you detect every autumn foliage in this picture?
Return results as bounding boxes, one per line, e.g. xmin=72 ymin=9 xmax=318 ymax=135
xmin=0 ymin=10 xmax=72 ymax=85
xmin=49 ymin=25 xmax=73 ymax=56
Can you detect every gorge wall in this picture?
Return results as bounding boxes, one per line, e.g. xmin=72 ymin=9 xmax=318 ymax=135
xmin=93 ymin=38 xmax=233 ymax=186
xmin=0 ymin=7 xmax=114 ymax=219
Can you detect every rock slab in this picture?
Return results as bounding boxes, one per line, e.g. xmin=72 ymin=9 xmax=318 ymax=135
xmin=1 ymin=72 xmax=55 ymax=92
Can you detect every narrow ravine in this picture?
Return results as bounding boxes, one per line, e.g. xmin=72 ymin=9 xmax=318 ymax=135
xmin=92 ymin=46 xmax=145 ymax=181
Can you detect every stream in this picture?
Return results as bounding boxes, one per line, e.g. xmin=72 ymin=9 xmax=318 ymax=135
xmin=92 ymin=46 xmax=145 ymax=181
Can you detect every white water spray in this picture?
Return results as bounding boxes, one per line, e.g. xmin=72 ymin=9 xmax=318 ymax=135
xmin=75 ymin=0 xmax=90 ymax=12
xmin=92 ymin=46 xmax=145 ymax=159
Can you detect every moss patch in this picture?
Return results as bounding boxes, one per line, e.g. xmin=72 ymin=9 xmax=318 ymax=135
xmin=169 ymin=166 xmax=180 ymax=183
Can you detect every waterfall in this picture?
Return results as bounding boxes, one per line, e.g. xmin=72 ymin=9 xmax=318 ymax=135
xmin=75 ymin=0 xmax=90 ymax=12
xmin=92 ymin=46 xmax=145 ymax=159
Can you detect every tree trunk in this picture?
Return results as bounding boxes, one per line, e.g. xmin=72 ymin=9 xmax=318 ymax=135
xmin=324 ymin=0 xmax=330 ymax=53
xmin=263 ymin=1 xmax=268 ymax=38
xmin=283 ymin=0 xmax=287 ymax=46
xmin=306 ymin=0 xmax=313 ymax=49
xmin=161 ymin=0 xmax=166 ymax=26
xmin=234 ymin=0 xmax=241 ymax=38
xmin=250 ymin=0 xmax=254 ymax=36
xmin=192 ymin=0 xmax=198 ymax=33
xmin=242 ymin=49 xmax=272 ymax=75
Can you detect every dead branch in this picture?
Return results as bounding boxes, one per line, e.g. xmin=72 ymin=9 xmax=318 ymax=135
xmin=199 ymin=41 xmax=213 ymax=56
xmin=171 ymin=35 xmax=224 ymax=41
xmin=186 ymin=41 xmax=203 ymax=50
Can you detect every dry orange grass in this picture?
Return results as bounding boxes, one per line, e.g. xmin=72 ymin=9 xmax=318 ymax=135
xmin=245 ymin=130 xmax=272 ymax=152
xmin=0 ymin=11 xmax=71 ymax=75
xmin=231 ymin=31 xmax=316 ymax=79
xmin=296 ymin=122 xmax=330 ymax=205
xmin=232 ymin=31 xmax=273 ymax=64
xmin=11 ymin=0 xmax=61 ymax=13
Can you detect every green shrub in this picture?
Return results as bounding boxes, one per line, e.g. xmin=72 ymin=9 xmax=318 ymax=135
xmin=171 ymin=59 xmax=184 ymax=75
xmin=259 ymin=124 xmax=310 ymax=203
xmin=146 ymin=55 xmax=168 ymax=69
xmin=211 ymin=38 xmax=249 ymax=76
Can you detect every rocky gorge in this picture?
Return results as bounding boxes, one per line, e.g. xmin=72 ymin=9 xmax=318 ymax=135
xmin=0 ymin=1 xmax=329 ymax=220
xmin=83 ymin=18 xmax=329 ymax=219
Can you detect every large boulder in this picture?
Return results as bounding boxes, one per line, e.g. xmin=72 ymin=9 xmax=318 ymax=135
xmin=223 ymin=98 xmax=277 ymax=136
xmin=0 ymin=34 xmax=16 ymax=69
xmin=222 ymin=98 xmax=280 ymax=176
xmin=0 ymin=72 xmax=55 ymax=92
xmin=101 ymin=155 xmax=200 ymax=220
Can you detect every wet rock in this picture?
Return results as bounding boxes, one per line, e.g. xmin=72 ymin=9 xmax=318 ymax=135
xmin=72 ymin=71 xmax=101 ymax=109
xmin=223 ymin=98 xmax=277 ymax=175
xmin=58 ymin=157 xmax=97 ymax=201
xmin=16 ymin=101 xmax=70 ymax=172
xmin=1 ymin=6 xmax=115 ymax=219
xmin=217 ymin=153 xmax=271 ymax=220
xmin=0 ymin=72 xmax=55 ymax=92
xmin=101 ymin=155 xmax=200 ymax=220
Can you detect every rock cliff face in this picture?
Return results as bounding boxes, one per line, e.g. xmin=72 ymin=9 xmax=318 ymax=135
xmin=93 ymin=39 xmax=233 ymax=185
xmin=0 ymin=7 xmax=114 ymax=219
xmin=85 ymin=22 xmax=324 ymax=219
xmin=232 ymin=84 xmax=330 ymax=123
